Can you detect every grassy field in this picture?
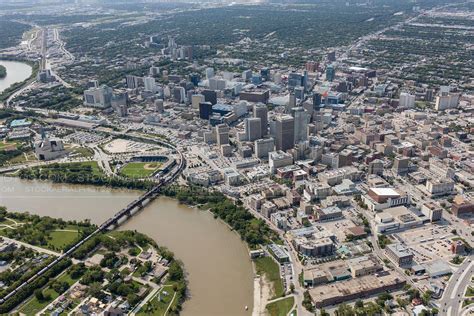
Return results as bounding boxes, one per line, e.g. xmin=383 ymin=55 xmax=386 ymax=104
xmin=254 ymin=257 xmax=284 ymax=298
xmin=48 ymin=230 xmax=80 ymax=250
xmin=120 ymin=162 xmax=161 ymax=178
xmin=138 ymin=283 xmax=177 ymax=316
xmin=19 ymin=271 xmax=79 ymax=314
xmin=266 ymin=297 xmax=295 ymax=316
xmin=0 ymin=141 xmax=17 ymax=150
xmin=466 ymin=286 xmax=474 ymax=297
xmin=6 ymin=150 xmax=36 ymax=164
xmin=66 ymin=146 xmax=94 ymax=158
xmin=76 ymin=161 xmax=103 ymax=176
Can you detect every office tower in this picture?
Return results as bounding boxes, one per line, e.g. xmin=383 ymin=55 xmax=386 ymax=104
xmin=326 ymin=64 xmax=335 ymax=82
xmin=393 ymin=157 xmax=410 ymax=175
xmin=202 ymin=89 xmax=217 ymax=105
xmin=305 ymin=61 xmax=318 ymax=72
xmin=209 ymin=78 xmax=226 ymax=90
xmin=255 ymin=138 xmax=274 ymax=159
xmin=288 ymin=72 xmax=303 ymax=88
xmin=111 ymin=92 xmax=127 ymax=107
xmin=245 ymin=118 xmax=262 ymax=141
xmin=251 ymin=74 xmax=262 ymax=85
xmin=199 ymin=102 xmax=213 ymax=119
xmin=168 ymin=36 xmax=177 ymax=48
xmin=368 ymin=159 xmax=384 ymax=176
xmin=149 ymin=36 xmax=160 ymax=44
xmin=215 ymin=124 xmax=230 ymax=146
xmin=275 ymin=115 xmax=295 ymax=151
xmin=192 ymin=94 xmax=205 ymax=109
xmin=288 ymin=93 xmax=297 ymax=110
xmin=149 ymin=66 xmax=160 ymax=76
xmin=260 ymin=68 xmax=270 ymax=81
xmin=338 ymin=149 xmax=353 ymax=167
xmin=83 ymin=85 xmax=113 ymax=109
xmin=294 ymin=86 xmax=304 ymax=100
xmin=303 ymin=70 xmax=308 ymax=91
xmin=327 ymin=51 xmax=336 ymax=62
xmin=126 ymin=75 xmax=140 ymax=89
xmin=172 ymin=86 xmax=186 ymax=103
xmin=205 ymin=67 xmax=215 ymax=80
xmin=435 ymin=93 xmax=460 ymax=111
xmin=253 ymin=103 xmax=268 ymax=136
xmin=189 ymin=73 xmax=201 ymax=87
xmin=425 ymin=89 xmax=434 ymax=102
xmin=144 ymin=76 xmax=156 ymax=93
xmin=399 ymin=92 xmax=415 ymax=108
xmin=242 ymin=70 xmax=252 ymax=81
xmin=155 ymin=99 xmax=164 ymax=113
xmin=313 ymin=93 xmax=322 ymax=109
xmin=87 ymin=79 xmax=99 ymax=89
xmin=292 ymin=107 xmax=309 ymax=143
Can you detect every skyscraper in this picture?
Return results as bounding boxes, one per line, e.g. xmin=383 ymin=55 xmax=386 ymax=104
xmin=253 ymin=104 xmax=268 ymax=136
xmin=245 ymin=118 xmax=262 ymax=141
xmin=326 ymin=64 xmax=336 ymax=82
xmin=275 ymin=115 xmax=295 ymax=151
xmin=292 ymin=107 xmax=309 ymax=143
xmin=144 ymin=76 xmax=156 ymax=92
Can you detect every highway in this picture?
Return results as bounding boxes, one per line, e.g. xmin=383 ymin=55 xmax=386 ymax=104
xmin=0 ymin=142 xmax=185 ymax=305
xmin=439 ymin=258 xmax=473 ymax=316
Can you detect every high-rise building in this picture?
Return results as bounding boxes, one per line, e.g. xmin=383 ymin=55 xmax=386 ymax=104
xmin=275 ymin=115 xmax=295 ymax=151
xmin=292 ymin=107 xmax=309 ymax=143
xmin=83 ymin=85 xmax=113 ymax=108
xmin=126 ymin=75 xmax=140 ymax=89
xmin=326 ymin=64 xmax=336 ymax=82
xmin=255 ymin=138 xmax=275 ymax=159
xmin=260 ymin=68 xmax=270 ymax=81
xmin=155 ymin=99 xmax=164 ymax=113
xmin=149 ymin=66 xmax=160 ymax=76
xmin=327 ymin=51 xmax=336 ymax=62
xmin=288 ymin=72 xmax=303 ymax=88
xmin=435 ymin=93 xmax=460 ymax=111
xmin=245 ymin=118 xmax=262 ymax=141
xmin=242 ymin=70 xmax=252 ymax=81
xmin=313 ymin=93 xmax=322 ymax=109
xmin=192 ymin=94 xmax=205 ymax=109
xmin=199 ymin=102 xmax=213 ymax=120
xmin=189 ymin=73 xmax=201 ymax=87
xmin=205 ymin=67 xmax=215 ymax=80
xmin=305 ymin=61 xmax=319 ymax=72
xmin=294 ymin=87 xmax=305 ymax=100
xmin=202 ymin=89 xmax=217 ymax=105
xmin=399 ymin=92 xmax=415 ymax=108
xmin=288 ymin=93 xmax=297 ymax=110
xmin=251 ymin=74 xmax=262 ymax=85
xmin=172 ymin=86 xmax=186 ymax=103
xmin=215 ymin=124 xmax=230 ymax=146
xmin=253 ymin=104 xmax=268 ymax=136
xmin=144 ymin=76 xmax=156 ymax=93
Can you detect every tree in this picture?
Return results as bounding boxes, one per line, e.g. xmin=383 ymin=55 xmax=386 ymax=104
xmin=34 ymin=289 xmax=44 ymax=301
xmin=336 ymin=303 xmax=354 ymax=316
xmin=289 ymin=283 xmax=295 ymax=293
xmin=355 ymin=299 xmax=364 ymax=308
xmin=319 ymin=308 xmax=330 ymax=316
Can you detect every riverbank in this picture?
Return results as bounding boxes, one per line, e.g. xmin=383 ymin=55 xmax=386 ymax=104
xmin=0 ymin=58 xmax=38 ymax=102
xmin=4 ymin=174 xmax=281 ymax=314
xmin=0 ymin=176 xmax=255 ymax=315
xmin=0 ymin=205 xmax=187 ymax=315
xmin=0 ymin=65 xmax=6 ymax=79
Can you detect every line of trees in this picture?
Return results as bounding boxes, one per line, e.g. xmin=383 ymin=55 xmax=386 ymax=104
xmin=162 ymin=185 xmax=281 ymax=248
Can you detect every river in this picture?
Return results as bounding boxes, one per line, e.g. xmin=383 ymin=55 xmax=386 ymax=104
xmin=0 ymin=177 xmax=254 ymax=316
xmin=0 ymin=60 xmax=33 ymax=94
